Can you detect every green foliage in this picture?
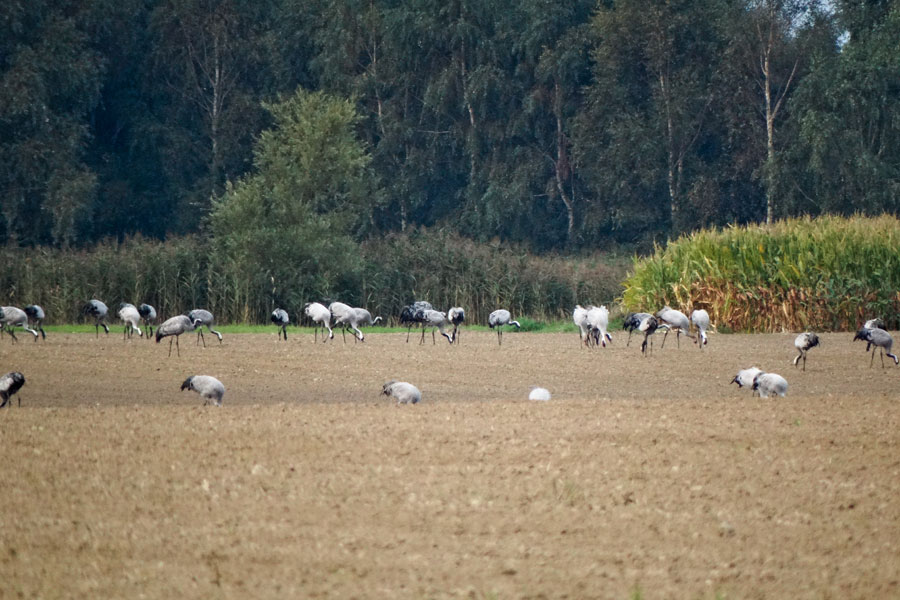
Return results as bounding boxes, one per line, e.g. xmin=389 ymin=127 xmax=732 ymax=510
xmin=623 ymin=215 xmax=900 ymax=332
xmin=209 ymin=87 xmax=375 ymax=319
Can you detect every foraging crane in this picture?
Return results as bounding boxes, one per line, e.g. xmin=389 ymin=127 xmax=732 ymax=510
xmin=656 ymin=306 xmax=693 ymax=348
xmin=623 ymin=312 xmax=653 ymax=346
xmin=691 ymin=309 xmax=710 ymax=347
xmin=328 ymin=301 xmax=356 ymax=343
xmin=587 ymin=305 xmax=612 ymax=347
xmin=117 ymin=303 xmax=143 ymax=339
xmin=853 ymin=327 xmax=898 ymax=368
xmin=448 ymin=307 xmax=465 ymax=344
xmin=858 ymin=319 xmax=886 ymax=352
xmin=488 ymin=309 xmax=521 ymax=346
xmin=156 ymin=315 xmax=201 ymax=357
xmin=399 ymin=301 xmax=433 ymax=343
xmin=0 ymin=306 xmax=40 ymax=342
xmin=752 ymin=372 xmax=788 ymax=398
xmin=187 ymin=309 xmax=222 ymax=346
xmin=83 ymin=299 xmax=110 ymax=337
xmin=304 ymin=302 xmax=333 ymax=342
xmin=344 ymin=307 xmax=382 ymax=342
xmin=731 ymin=367 xmax=764 ymax=392
xmin=181 ymin=375 xmax=225 ymax=406
xmin=792 ymin=332 xmax=820 ymax=371
xmin=271 ymin=308 xmax=290 ymax=340
xmin=528 ymin=387 xmax=551 ymax=401
xmin=573 ymin=305 xmax=591 ymax=347
xmin=419 ymin=309 xmax=454 ymax=344
xmin=382 ymin=380 xmax=421 ymax=404
xmin=0 ymin=372 xmax=25 ymax=408
xmin=138 ymin=304 xmax=157 ymax=337
xmin=23 ymin=305 xmax=46 ymax=340
xmin=638 ymin=315 xmax=659 ymax=357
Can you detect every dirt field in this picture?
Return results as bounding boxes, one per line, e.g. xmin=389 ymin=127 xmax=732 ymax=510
xmin=1 ymin=328 xmax=898 ymax=598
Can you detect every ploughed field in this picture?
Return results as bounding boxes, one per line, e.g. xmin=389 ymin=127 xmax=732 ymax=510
xmin=1 ymin=329 xmax=898 ymax=599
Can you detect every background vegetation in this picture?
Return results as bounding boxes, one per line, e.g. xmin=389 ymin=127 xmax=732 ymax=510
xmin=1 ymin=1 xmax=898 ymax=324
xmin=623 ymin=215 xmax=900 ymax=332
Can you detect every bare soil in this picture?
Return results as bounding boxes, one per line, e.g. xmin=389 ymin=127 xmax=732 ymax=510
xmin=1 ymin=329 xmax=898 ymax=599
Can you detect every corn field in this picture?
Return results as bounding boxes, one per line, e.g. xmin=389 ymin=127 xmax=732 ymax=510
xmin=0 ymin=230 xmax=627 ymax=325
xmin=623 ymin=215 xmax=900 ymax=332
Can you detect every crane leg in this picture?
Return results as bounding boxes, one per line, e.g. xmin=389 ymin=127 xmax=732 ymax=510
xmin=168 ymin=337 xmax=174 ymax=357
xmin=660 ymin=329 xmax=668 ymax=349
xmin=8 ymin=329 xmax=17 ymax=343
xmin=676 ymin=330 xmax=680 ymax=348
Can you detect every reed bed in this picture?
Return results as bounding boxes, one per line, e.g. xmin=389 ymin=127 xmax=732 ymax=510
xmin=0 ymin=229 xmax=627 ymax=324
xmin=623 ymin=215 xmax=900 ymax=332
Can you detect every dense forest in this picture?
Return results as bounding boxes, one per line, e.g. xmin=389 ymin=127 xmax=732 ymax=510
xmin=2 ymin=0 xmax=897 ymax=254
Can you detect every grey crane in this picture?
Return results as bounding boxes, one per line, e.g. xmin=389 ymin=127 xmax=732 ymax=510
xmin=488 ymin=309 xmax=521 ymax=345
xmin=0 ymin=372 xmax=25 ymax=408
xmin=187 ymin=309 xmax=222 ymax=346
xmin=691 ymin=309 xmax=710 ymax=347
xmin=752 ymin=372 xmax=788 ymax=398
xmin=138 ymin=304 xmax=157 ymax=338
xmin=118 ymin=303 xmax=143 ymax=339
xmin=83 ymin=299 xmax=110 ymax=337
xmin=181 ymin=375 xmax=225 ymax=406
xmin=382 ymin=380 xmax=421 ymax=404
xmin=853 ymin=327 xmax=898 ymax=368
xmin=858 ymin=319 xmax=886 ymax=352
xmin=448 ymin=307 xmax=465 ymax=344
xmin=156 ymin=315 xmax=201 ymax=357
xmin=24 ymin=305 xmax=46 ymax=340
xmin=623 ymin=312 xmax=653 ymax=347
xmin=792 ymin=332 xmax=820 ymax=371
xmin=419 ymin=309 xmax=454 ymax=344
xmin=344 ymin=307 xmax=382 ymax=342
xmin=304 ymin=302 xmax=333 ymax=342
xmin=399 ymin=301 xmax=433 ymax=343
xmin=328 ymin=301 xmax=356 ymax=343
xmin=0 ymin=306 xmax=39 ymax=342
xmin=639 ymin=315 xmax=659 ymax=357
xmin=271 ymin=308 xmax=290 ymax=340
xmin=656 ymin=306 xmax=694 ymax=348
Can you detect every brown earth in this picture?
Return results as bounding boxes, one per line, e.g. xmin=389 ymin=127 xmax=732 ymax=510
xmin=0 ymin=328 xmax=898 ymax=599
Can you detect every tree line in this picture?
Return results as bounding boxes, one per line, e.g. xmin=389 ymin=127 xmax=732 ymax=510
xmin=1 ymin=0 xmax=898 ymax=253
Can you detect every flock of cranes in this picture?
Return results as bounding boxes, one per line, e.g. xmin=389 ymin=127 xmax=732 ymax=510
xmin=1 ymin=296 xmax=897 ymax=408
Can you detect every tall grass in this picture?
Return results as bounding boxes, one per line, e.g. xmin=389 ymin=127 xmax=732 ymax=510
xmin=623 ymin=215 xmax=900 ymax=332
xmin=0 ymin=229 xmax=628 ymax=324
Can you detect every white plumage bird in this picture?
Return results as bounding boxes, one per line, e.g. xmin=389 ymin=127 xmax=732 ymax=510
xmin=488 ymin=309 xmax=521 ymax=345
xmin=573 ymin=305 xmax=591 ymax=347
xmin=731 ymin=367 xmax=763 ymax=390
xmin=328 ymin=301 xmax=356 ymax=343
xmin=638 ymin=315 xmax=659 ymax=356
xmin=752 ymin=372 xmax=788 ymax=398
xmin=382 ymin=380 xmax=421 ymax=404
xmin=138 ymin=304 xmax=157 ymax=338
xmin=304 ymin=302 xmax=333 ymax=342
xmin=623 ymin=312 xmax=653 ymax=346
xmin=181 ymin=375 xmax=225 ymax=406
xmin=118 ymin=303 xmax=144 ymax=339
xmin=528 ymin=387 xmax=551 ymax=401
xmin=587 ymin=305 xmax=612 ymax=347
xmin=691 ymin=309 xmax=710 ymax=347
xmin=0 ymin=372 xmax=25 ymax=408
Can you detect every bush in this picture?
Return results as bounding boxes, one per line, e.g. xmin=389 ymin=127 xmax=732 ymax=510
xmin=622 ymin=215 xmax=900 ymax=332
